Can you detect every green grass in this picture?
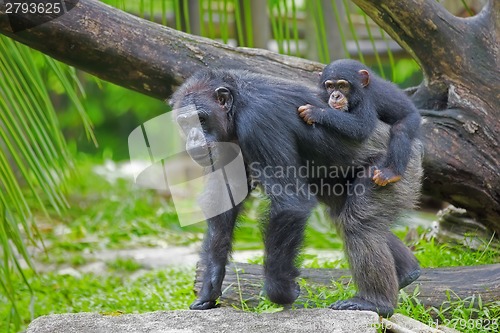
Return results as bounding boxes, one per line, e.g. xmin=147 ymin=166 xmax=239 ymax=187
xmin=0 ymin=268 xmax=195 ymax=332
xmin=414 ymin=236 xmax=500 ymax=267
xmin=30 ymin=155 xmax=205 ymax=263
xmin=1 ymin=156 xmax=201 ymax=331
xmin=107 ymin=258 xmax=142 ymax=272
xmin=397 ymin=289 xmax=500 ymax=333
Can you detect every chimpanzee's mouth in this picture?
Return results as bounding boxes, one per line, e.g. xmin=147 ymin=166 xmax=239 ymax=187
xmin=330 ymin=99 xmax=348 ymax=112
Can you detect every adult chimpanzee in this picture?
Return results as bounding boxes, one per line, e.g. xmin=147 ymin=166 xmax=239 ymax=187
xmin=170 ymin=69 xmax=423 ymax=317
xmin=298 ymin=59 xmax=421 ymax=186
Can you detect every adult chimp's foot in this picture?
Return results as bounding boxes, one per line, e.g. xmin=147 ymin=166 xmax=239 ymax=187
xmin=189 ymin=299 xmax=219 ymax=310
xmin=330 ymin=296 xmax=394 ymax=317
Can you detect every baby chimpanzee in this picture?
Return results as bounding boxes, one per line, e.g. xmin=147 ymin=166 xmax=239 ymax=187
xmin=298 ymin=59 xmax=421 ymax=186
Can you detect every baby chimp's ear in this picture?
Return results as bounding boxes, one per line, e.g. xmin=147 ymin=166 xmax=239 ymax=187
xmin=358 ymin=70 xmax=370 ymax=88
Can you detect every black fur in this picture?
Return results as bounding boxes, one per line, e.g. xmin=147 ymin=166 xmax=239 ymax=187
xmin=171 ymin=69 xmax=423 ymax=317
xmin=302 ymin=59 xmax=421 ymax=183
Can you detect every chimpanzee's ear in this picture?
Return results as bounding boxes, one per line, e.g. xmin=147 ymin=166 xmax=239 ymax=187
xmin=215 ymin=87 xmax=233 ymax=111
xmin=358 ymin=70 xmax=370 ymax=88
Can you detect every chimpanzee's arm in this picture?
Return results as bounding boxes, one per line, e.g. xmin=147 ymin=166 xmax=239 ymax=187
xmin=372 ymin=96 xmax=421 ymax=185
xmin=383 ymin=110 xmax=421 ymax=175
xmin=298 ymin=103 xmax=377 ymax=142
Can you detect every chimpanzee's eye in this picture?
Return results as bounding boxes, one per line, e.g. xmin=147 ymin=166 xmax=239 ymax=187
xmin=324 ymin=80 xmax=334 ymax=91
xmin=337 ymin=80 xmax=349 ymax=90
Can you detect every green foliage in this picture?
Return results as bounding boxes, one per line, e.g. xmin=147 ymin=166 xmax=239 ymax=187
xmin=34 ymin=156 xmax=204 ymax=259
xmin=298 ymin=278 xmax=356 ymax=309
xmin=0 ymin=155 xmax=200 ymax=331
xmin=397 ymin=289 xmax=500 ymax=333
xmin=0 ymin=36 xmax=93 ymax=329
xmin=107 ymin=258 xmax=142 ymax=272
xmin=413 ymin=235 xmax=500 ymax=268
xmin=59 ymin=79 xmax=167 ymax=160
xmin=392 ymin=58 xmax=422 ymax=87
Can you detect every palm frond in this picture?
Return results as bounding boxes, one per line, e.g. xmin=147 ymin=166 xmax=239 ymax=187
xmin=0 ymin=36 xmax=91 ymax=330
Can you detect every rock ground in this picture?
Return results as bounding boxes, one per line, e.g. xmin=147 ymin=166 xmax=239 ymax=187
xmin=27 ymin=308 xmax=380 ymax=333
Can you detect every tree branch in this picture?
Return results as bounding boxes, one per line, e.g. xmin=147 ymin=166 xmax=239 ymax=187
xmin=352 ymin=0 xmax=498 ymax=99
xmin=196 ymin=262 xmax=500 ymax=309
xmin=0 ymin=0 xmax=321 ymax=100
xmin=352 ymin=0 xmax=453 ymax=79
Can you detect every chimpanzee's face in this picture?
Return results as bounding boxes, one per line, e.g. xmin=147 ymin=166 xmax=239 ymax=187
xmin=322 ymin=79 xmax=351 ymax=111
xmin=171 ymin=83 xmax=234 ymax=167
xmin=320 ymin=62 xmax=370 ymax=112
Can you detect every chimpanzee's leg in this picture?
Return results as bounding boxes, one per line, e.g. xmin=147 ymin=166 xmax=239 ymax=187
xmin=190 ymin=205 xmax=241 ymax=310
xmin=332 ymin=224 xmax=398 ymax=316
xmin=329 ymin=171 xmax=398 ymax=317
xmin=263 ymin=189 xmax=316 ymax=305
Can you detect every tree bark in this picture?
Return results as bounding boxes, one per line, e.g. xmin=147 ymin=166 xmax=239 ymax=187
xmin=0 ymin=0 xmax=498 ymax=230
xmin=0 ymin=0 xmax=321 ymax=99
xmin=352 ymin=0 xmax=500 ymax=231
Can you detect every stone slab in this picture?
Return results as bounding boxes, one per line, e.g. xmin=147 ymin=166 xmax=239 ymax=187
xmin=27 ymin=308 xmax=380 ymax=333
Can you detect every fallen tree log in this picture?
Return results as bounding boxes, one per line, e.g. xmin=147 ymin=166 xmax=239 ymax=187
xmin=194 ymin=262 xmax=500 ymax=309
